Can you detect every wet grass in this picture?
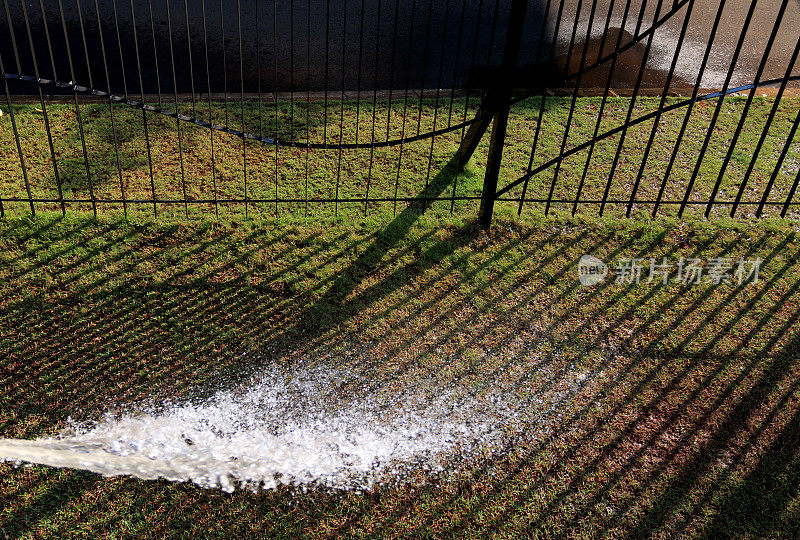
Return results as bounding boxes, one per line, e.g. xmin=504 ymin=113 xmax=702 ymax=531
xmin=1 ymin=95 xmax=800 ymax=222
xmin=1 ymin=212 xmax=800 ymax=537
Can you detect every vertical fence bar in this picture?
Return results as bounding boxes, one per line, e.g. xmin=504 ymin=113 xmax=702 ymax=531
xmin=518 ymin=0 xmax=565 ymax=213
xmin=272 ymin=0 xmax=279 ymax=216
xmin=111 ymin=0 xmax=128 ymax=99
xmin=305 ymin=0 xmax=311 ymax=215
xmin=368 ymin=0 xmax=394 ymax=214
xmin=416 ymin=0 xmax=433 ymax=139
xmin=627 ymin=0 xmax=696 ymax=217
xmin=290 ymin=0 xmax=295 ymax=141
xmin=541 ymin=0 xmax=590 ymax=216
xmin=323 ymin=0 xmax=330 ymax=146
xmin=18 ymin=0 xmax=65 ymax=215
xmin=446 ymin=0 xmax=468 ymax=132
xmin=392 ymin=0 xmax=418 ymax=216
xmin=365 ymin=0 xmax=382 ymax=210
xmin=92 ymin=0 xmax=127 ymax=217
xmin=334 ymin=0 xmax=347 ymax=216
xmin=147 ymin=0 xmax=163 ymax=109
xmin=36 ymin=0 xmax=58 ymax=93
xmin=355 ymin=0 xmax=366 ymax=148
xmin=677 ymin=0 xmax=759 ymax=218
xmin=130 ymin=0 xmax=155 ymax=218
xmin=145 ymin=0 xmax=161 ymax=215
xmin=0 ymin=1 xmax=33 ymax=216
xmin=54 ymin=0 xmax=96 ymax=217
xmin=183 ymin=0 xmax=196 ymax=117
xmin=762 ymin=107 xmax=800 ymax=218
xmin=0 ymin=55 xmax=32 ymax=215
xmin=451 ymin=0 xmax=505 ymax=179
xmin=423 ymin=0 xmax=452 ymax=210
xmin=200 ymin=0 xmax=218 ymax=217
xmin=572 ymin=0 xmax=633 ymax=215
xmin=237 ymin=0 xmax=247 ymax=219
xmin=652 ymin=0 xmax=728 ymax=217
xmin=478 ymin=0 xmax=528 ymax=229
xmin=256 ymin=0 xmax=262 ymax=136
xmin=781 ymin=145 xmax=800 ymax=218
xmin=166 ymin=0 xmax=189 ymax=216
xmin=74 ymin=0 xmax=98 ymax=178
xmin=385 ymin=0 xmax=400 ymax=141
xmin=723 ymin=0 xmax=792 ymax=217
xmin=742 ymin=37 xmax=800 ymax=218
xmin=219 ymin=0 xmax=228 ymax=126
xmin=599 ymin=0 xmax=662 ymax=217
xmin=450 ymin=0 xmax=486 ymax=214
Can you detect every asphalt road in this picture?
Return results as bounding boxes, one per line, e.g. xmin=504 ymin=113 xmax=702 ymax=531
xmin=550 ymin=0 xmax=800 ymax=90
xmin=0 ymin=0 xmax=797 ymax=94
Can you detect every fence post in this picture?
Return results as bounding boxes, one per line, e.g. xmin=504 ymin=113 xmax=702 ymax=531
xmin=479 ymin=0 xmax=529 ymax=229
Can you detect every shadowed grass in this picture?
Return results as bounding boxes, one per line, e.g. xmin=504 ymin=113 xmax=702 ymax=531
xmin=1 ymin=88 xmax=800 ymax=539
xmin=1 ymin=212 xmax=800 ymax=537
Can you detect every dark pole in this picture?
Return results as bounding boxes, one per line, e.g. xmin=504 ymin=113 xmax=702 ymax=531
xmin=478 ymin=0 xmax=528 ymax=229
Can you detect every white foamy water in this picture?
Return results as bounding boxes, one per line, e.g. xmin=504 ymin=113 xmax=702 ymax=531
xmin=0 ymin=363 xmax=589 ymax=492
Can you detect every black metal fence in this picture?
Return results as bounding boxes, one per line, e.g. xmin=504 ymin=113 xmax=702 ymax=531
xmin=0 ymin=0 xmax=799 ymax=225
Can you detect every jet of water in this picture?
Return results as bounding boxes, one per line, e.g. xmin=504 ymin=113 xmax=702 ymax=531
xmin=1 ymin=361 xmax=597 ymax=492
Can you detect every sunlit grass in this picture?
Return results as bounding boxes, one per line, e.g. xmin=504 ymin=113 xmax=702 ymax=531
xmin=1 ymin=95 xmax=799 ymax=222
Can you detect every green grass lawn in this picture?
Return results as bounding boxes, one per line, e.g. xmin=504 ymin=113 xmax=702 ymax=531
xmin=1 ymin=95 xmax=800 ymax=537
xmin=1 ymin=211 xmax=800 ymax=537
xmin=1 ymin=95 xmax=800 ymax=222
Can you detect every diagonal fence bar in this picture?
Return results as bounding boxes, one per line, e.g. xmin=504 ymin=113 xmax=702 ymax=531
xmin=0 ymin=0 xmax=798 ymax=226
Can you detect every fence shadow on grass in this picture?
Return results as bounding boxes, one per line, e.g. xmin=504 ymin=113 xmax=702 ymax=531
xmin=422 ymin=232 xmax=800 ymax=538
xmin=2 ymin=212 xmax=800 ymax=536
xmin=0 ymin=153 xmax=476 ymax=534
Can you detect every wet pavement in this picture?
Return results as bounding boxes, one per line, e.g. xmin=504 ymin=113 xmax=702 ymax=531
xmin=550 ymin=0 xmax=800 ymax=90
xmin=0 ymin=0 xmax=797 ymax=94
